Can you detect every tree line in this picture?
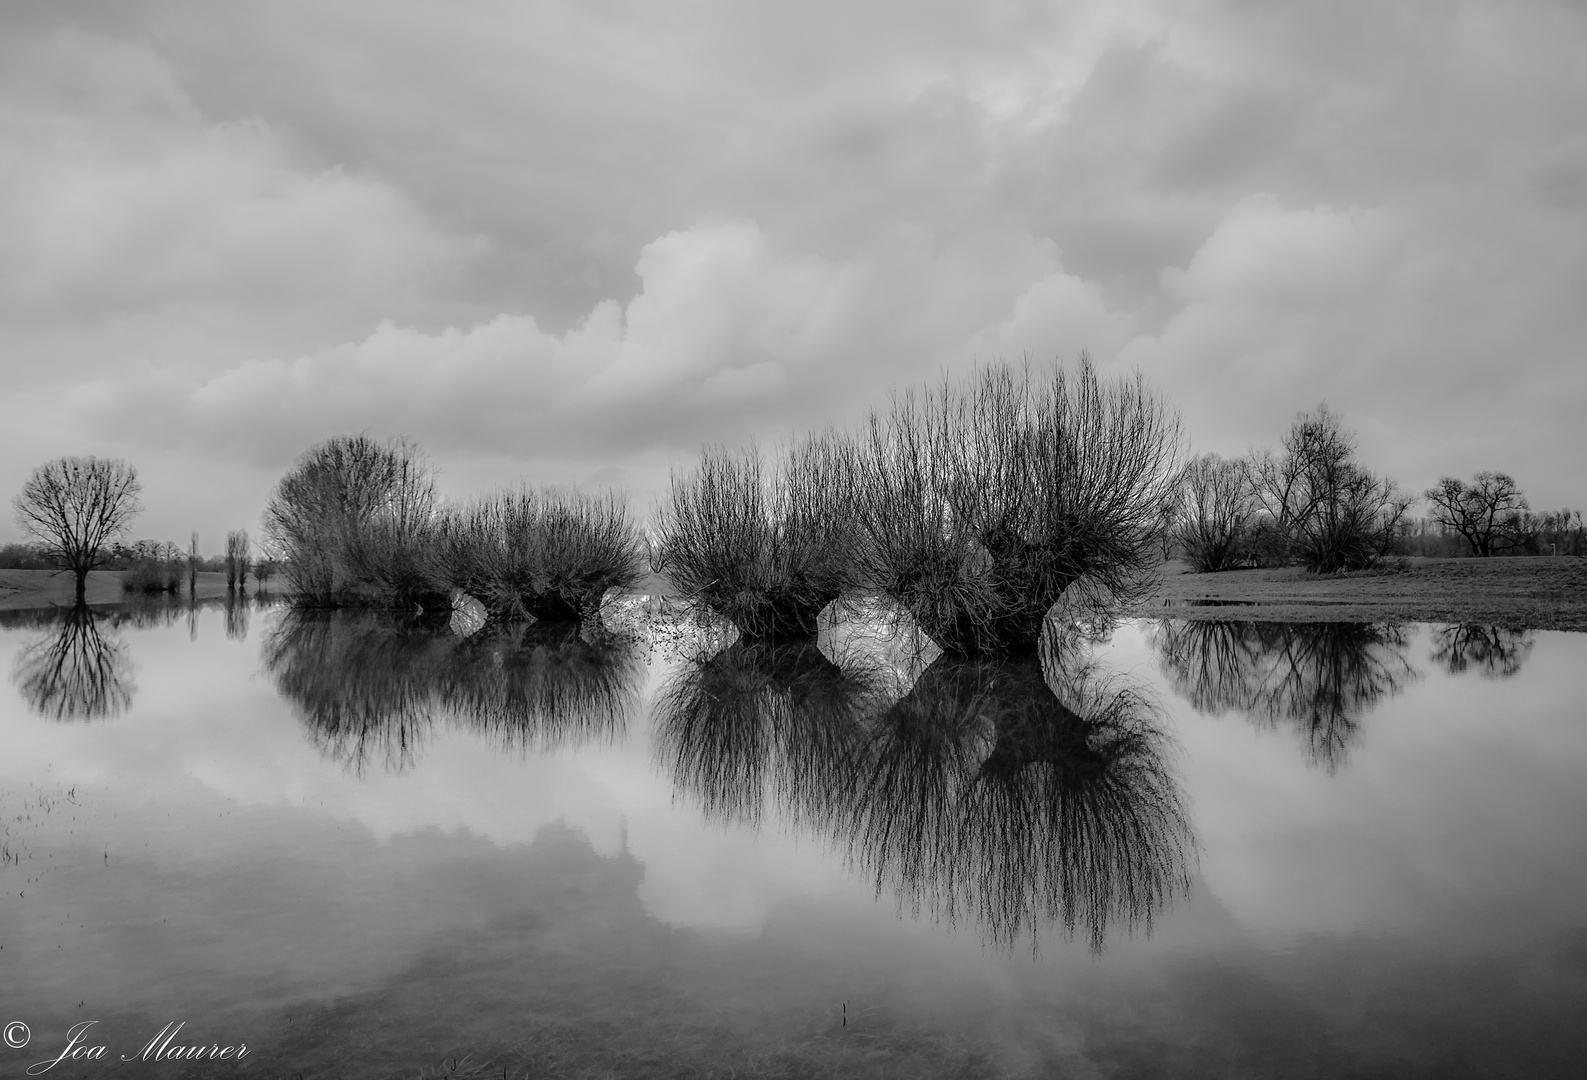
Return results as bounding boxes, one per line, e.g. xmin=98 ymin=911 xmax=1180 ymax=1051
xmin=5 ymin=456 xmax=272 ymax=599
xmin=10 ymin=358 xmax=1580 ymax=635
xmin=1170 ymin=410 xmax=1583 ymax=572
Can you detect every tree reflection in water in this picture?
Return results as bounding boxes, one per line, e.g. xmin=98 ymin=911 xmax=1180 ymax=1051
xmin=223 ymin=591 xmax=251 ymax=641
xmin=654 ymin=637 xmax=1193 ymax=951
xmin=1430 ymin=624 xmax=1534 ymax=679
xmin=10 ymin=604 xmax=136 ymax=721
xmin=263 ymin=611 xmax=642 ymax=774
xmin=1149 ymin=620 xmax=1417 ymax=772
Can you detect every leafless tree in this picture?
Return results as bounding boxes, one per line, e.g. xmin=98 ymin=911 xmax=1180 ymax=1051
xmin=1249 ymin=406 xmax=1409 ymax=572
xmin=653 ymin=433 xmax=857 ymax=638
xmin=1423 ymin=472 xmax=1532 ymax=557
xmin=1171 ymin=453 xmax=1258 ymax=572
xmin=225 ymin=529 xmax=251 ymax=590
xmin=261 ymin=435 xmax=438 ymax=604
xmin=440 ymin=484 xmax=644 ymax=622
xmin=850 ymin=356 xmax=1181 ymax=656
xmin=188 ymin=531 xmax=199 ymax=595
xmin=12 ymin=456 xmax=143 ymax=602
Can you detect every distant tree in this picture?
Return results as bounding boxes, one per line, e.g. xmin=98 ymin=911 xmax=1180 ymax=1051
xmin=1535 ymin=508 xmax=1585 ymax=557
xmin=225 ymin=529 xmax=251 ymax=590
xmin=189 ymin=532 xmax=199 ymax=595
xmin=0 ymin=542 xmax=54 ymax=570
xmin=12 ymin=456 xmax=143 ymax=602
xmin=1250 ymin=406 xmax=1409 ymax=573
xmin=1171 ymin=453 xmax=1257 ymax=572
xmin=1423 ymin=472 xmax=1531 ymax=557
xmin=253 ymin=555 xmax=277 ymax=592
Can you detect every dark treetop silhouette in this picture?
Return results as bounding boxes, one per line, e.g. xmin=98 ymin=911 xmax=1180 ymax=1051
xmin=1430 ymin=624 xmax=1535 ymax=679
xmin=653 ymin=635 xmax=1193 ymax=951
xmin=1149 ymin=619 xmax=1417 ymax=772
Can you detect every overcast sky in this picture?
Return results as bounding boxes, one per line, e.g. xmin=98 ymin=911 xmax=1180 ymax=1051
xmin=3 ymin=0 xmax=1583 ymax=549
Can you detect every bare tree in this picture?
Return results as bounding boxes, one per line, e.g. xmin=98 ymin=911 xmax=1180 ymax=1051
xmin=261 ymin=435 xmax=438 ymax=605
xmin=1423 ymin=472 xmax=1531 ymax=557
xmin=1171 ymin=453 xmax=1258 ymax=572
xmin=1250 ymin=406 xmax=1409 ymax=572
xmin=188 ymin=531 xmax=199 ymax=596
xmin=225 ymin=529 xmax=251 ymax=590
xmin=12 ymin=456 xmax=143 ymax=602
xmin=653 ymin=433 xmax=856 ymax=638
xmin=850 ymin=356 xmax=1181 ymax=656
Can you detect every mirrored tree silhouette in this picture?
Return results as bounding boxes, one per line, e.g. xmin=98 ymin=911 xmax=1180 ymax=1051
xmin=655 ymin=637 xmax=1193 ymax=951
xmin=223 ymin=591 xmax=252 ymax=641
xmin=1429 ymin=624 xmax=1534 ymax=679
xmin=11 ymin=604 xmax=136 ymax=721
xmin=263 ymin=610 xmax=642 ymax=774
xmin=1149 ymin=619 xmax=1417 ymax=772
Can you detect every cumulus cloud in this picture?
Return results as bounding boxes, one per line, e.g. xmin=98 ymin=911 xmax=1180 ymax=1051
xmin=0 ymin=28 xmax=474 ymax=337
xmin=108 ymin=219 xmax=1107 ymax=478
xmin=2 ymin=0 xmax=1585 ymax=545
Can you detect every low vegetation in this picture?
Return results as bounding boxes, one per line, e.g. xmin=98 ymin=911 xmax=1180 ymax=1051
xmin=652 ymin=435 xmax=855 ymax=639
xmin=440 ymin=486 xmax=645 ymax=622
xmin=847 ymin=357 xmax=1180 ymax=656
xmin=10 ymin=362 xmax=1580 ymax=642
xmin=261 ymin=434 xmax=644 ymax=620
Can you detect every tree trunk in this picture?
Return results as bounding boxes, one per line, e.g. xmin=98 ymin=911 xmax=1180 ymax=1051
xmin=74 ymin=569 xmax=87 ymax=603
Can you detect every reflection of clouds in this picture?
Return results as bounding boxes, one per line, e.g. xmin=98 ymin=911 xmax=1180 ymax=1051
xmin=1148 ymin=620 xmax=1417 ymax=772
xmin=263 ymin=610 xmax=642 ymax=775
xmin=1430 ymin=624 xmax=1534 ymax=680
xmin=11 ymin=604 xmax=135 ymax=721
xmin=654 ymin=634 xmax=1192 ymax=950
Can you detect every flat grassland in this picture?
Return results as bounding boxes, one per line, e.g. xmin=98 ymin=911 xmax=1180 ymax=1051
xmin=1143 ymin=556 xmax=1587 ymax=631
xmin=5 ymin=560 xmax=1583 ymax=632
xmin=0 ymin=568 xmax=239 ymax=611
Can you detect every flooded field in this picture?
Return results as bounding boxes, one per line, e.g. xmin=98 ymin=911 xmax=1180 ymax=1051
xmin=2 ymin=598 xmax=1584 ymax=1078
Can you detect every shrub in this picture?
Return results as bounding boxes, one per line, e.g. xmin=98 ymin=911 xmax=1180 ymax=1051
xmin=440 ymin=485 xmax=644 ymax=622
xmin=262 ymin=434 xmax=443 ymax=606
xmin=850 ymin=356 xmax=1180 ymax=657
xmin=120 ymin=561 xmax=183 ymax=594
xmin=653 ymin=433 xmax=856 ymax=639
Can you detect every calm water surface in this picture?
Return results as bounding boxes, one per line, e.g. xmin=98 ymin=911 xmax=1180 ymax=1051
xmin=1 ymin=599 xmax=1584 ymax=1079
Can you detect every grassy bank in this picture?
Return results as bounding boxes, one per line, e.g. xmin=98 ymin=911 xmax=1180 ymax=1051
xmin=0 ymin=569 xmax=247 ymax=611
xmin=1143 ymin=556 xmax=1587 ymax=631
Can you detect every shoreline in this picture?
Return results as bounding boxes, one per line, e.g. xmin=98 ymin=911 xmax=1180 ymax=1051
xmin=4 ymin=558 xmax=1585 ymax=632
xmin=1140 ymin=555 xmax=1587 ymax=632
